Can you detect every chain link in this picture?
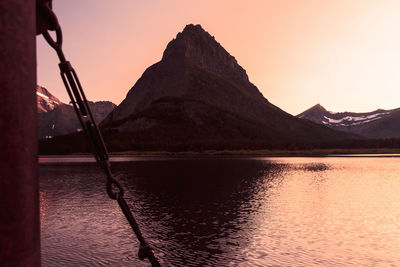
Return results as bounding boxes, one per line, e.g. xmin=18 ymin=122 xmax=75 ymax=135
xmin=40 ymin=5 xmax=161 ymax=266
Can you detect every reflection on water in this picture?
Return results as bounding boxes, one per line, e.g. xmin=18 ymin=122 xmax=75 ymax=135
xmin=40 ymin=157 xmax=400 ymax=266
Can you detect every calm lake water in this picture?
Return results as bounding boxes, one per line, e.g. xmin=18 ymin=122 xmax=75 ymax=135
xmin=39 ymin=156 xmax=400 ymax=266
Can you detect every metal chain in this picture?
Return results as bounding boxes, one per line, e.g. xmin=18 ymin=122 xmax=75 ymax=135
xmin=40 ymin=5 xmax=161 ymax=266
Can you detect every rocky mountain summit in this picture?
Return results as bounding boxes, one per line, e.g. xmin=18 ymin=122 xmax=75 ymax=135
xmin=37 ymin=85 xmax=61 ymax=113
xmin=102 ymin=24 xmax=265 ymax=124
xmin=297 ymin=104 xmax=400 ymax=138
xmin=100 ymin=24 xmax=354 ymax=150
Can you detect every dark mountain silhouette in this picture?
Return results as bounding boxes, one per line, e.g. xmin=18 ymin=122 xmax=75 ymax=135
xmin=297 ymin=104 xmax=329 ymax=123
xmin=37 ymin=86 xmax=116 ymax=139
xmin=98 ymin=24 xmax=354 ymax=150
xmin=297 ymin=104 xmax=400 ymax=138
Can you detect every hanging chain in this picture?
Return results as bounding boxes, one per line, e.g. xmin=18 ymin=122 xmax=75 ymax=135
xmin=40 ymin=4 xmax=161 ymax=267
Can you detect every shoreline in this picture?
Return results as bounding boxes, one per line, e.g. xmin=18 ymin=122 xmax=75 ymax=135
xmin=39 ymin=148 xmax=400 ymax=158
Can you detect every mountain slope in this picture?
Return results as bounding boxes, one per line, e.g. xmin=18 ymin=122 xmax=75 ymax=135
xmin=102 ymin=24 xmax=269 ymax=124
xmin=297 ymin=104 xmax=400 ymax=138
xmin=37 ymin=85 xmax=61 ymax=113
xmin=101 ymin=24 xmax=355 ymax=149
xmin=37 ymin=86 xmax=116 ymax=139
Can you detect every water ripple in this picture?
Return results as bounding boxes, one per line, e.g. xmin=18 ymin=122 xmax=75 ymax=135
xmin=40 ymin=157 xmax=400 ymax=266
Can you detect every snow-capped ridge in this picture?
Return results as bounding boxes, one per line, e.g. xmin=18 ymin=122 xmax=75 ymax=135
xmin=322 ymin=111 xmax=390 ymax=126
xmin=297 ymin=103 xmax=400 ymax=138
xmin=37 ymin=85 xmax=62 ymax=113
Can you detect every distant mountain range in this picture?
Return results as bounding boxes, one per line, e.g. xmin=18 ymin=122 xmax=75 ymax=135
xmin=37 ymin=85 xmax=115 ymax=140
xmin=97 ymin=24 xmax=353 ymax=151
xmin=39 ymin=24 xmax=400 ymax=153
xmin=297 ymin=104 xmax=400 ymax=138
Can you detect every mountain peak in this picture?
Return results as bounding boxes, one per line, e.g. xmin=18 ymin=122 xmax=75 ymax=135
xmin=297 ymin=103 xmax=328 ymax=119
xmin=162 ymin=24 xmax=249 ymax=82
xmin=181 ymin=24 xmax=207 ymax=35
xmin=162 ymin=24 xmax=213 ymax=59
xmin=37 ymin=85 xmax=61 ymax=113
xmin=102 ymin=23 xmax=268 ymax=124
xmin=311 ymin=103 xmax=326 ymax=112
xmin=99 ymin=25 xmax=356 ymax=147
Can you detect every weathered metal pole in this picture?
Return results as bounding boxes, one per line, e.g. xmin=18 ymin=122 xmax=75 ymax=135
xmin=0 ymin=0 xmax=40 ymax=266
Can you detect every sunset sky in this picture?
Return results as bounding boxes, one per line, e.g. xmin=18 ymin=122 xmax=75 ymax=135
xmin=37 ymin=0 xmax=400 ymax=115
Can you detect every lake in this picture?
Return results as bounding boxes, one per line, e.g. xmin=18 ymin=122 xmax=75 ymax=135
xmin=39 ymin=156 xmax=400 ymax=266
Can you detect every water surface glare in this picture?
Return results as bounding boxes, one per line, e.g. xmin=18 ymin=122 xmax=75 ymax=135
xmin=40 ymin=157 xmax=400 ymax=266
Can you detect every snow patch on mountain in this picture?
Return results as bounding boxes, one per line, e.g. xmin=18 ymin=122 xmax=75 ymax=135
xmin=298 ymin=103 xmax=400 ymax=138
xmin=322 ymin=111 xmax=391 ymax=126
xmin=37 ymin=91 xmax=50 ymax=100
xmin=37 ymin=86 xmax=62 ymax=113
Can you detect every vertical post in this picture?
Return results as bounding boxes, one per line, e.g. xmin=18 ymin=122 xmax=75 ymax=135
xmin=0 ymin=0 xmax=40 ymax=266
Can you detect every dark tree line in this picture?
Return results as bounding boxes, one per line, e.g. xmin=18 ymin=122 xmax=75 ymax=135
xmin=39 ymin=128 xmax=400 ymax=155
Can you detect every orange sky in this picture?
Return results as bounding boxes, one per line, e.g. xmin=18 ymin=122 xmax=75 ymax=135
xmin=37 ymin=0 xmax=400 ymax=115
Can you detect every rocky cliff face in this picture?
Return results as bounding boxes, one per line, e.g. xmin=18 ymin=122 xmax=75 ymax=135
xmin=89 ymin=101 xmax=117 ymax=124
xmin=37 ymin=86 xmax=116 ymax=139
xmin=99 ymin=24 xmax=355 ymax=150
xmin=161 ymin=24 xmax=254 ymax=92
xmin=37 ymin=85 xmax=61 ymax=113
xmin=102 ymin=24 xmax=268 ymax=125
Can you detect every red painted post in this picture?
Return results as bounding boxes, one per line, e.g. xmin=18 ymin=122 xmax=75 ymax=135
xmin=0 ymin=0 xmax=41 ymax=266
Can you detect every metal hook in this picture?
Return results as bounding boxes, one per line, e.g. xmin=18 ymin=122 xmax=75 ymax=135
xmin=42 ymin=28 xmax=66 ymax=62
